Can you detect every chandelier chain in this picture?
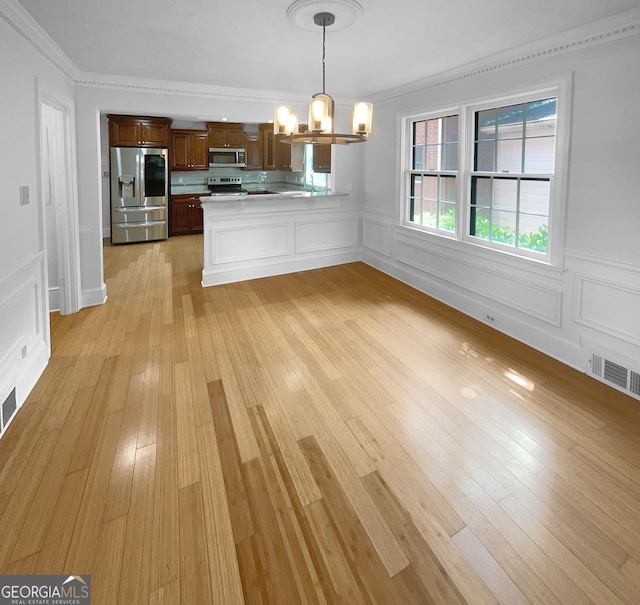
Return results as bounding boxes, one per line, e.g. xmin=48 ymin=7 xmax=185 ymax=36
xmin=322 ymin=23 xmax=326 ymax=94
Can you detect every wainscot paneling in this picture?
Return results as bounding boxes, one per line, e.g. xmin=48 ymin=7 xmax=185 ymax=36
xmin=214 ymin=224 xmax=289 ymax=263
xmin=295 ymin=218 xmax=357 ymax=253
xmin=394 ymin=229 xmax=563 ymax=326
xmin=362 ymin=216 xmax=393 ymax=257
xmin=0 ymin=253 xmax=50 ymax=438
xmin=201 ymin=194 xmax=360 ymax=287
xmin=565 ymin=250 xmax=640 ymax=362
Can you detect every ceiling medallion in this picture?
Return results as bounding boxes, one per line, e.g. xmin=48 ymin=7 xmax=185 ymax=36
xmin=276 ymin=0 xmax=372 ymax=145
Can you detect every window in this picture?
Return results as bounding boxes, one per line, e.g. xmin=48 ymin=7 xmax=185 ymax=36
xmin=470 ymin=98 xmax=556 ymax=254
xmin=408 ymin=114 xmax=458 ymax=233
xmin=403 ymin=85 xmax=565 ymax=262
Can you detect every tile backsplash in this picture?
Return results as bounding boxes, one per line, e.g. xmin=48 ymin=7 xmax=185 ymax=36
xmin=170 ymin=168 xmax=325 ymax=192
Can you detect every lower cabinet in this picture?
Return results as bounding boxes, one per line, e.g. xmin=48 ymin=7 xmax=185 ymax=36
xmin=170 ymin=195 xmax=203 ymax=235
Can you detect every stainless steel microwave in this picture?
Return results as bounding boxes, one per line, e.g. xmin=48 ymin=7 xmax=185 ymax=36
xmin=209 ymin=147 xmax=246 ymax=168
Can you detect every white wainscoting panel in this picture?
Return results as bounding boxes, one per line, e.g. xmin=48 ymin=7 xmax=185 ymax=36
xmin=215 ymin=224 xmax=289 ymax=263
xmin=395 ymin=235 xmax=562 ymax=326
xmin=575 ymin=274 xmax=640 ymax=346
xmin=295 ymin=218 xmax=357 ymax=253
xmin=201 ymin=194 xmax=360 ymax=287
xmin=0 ymin=252 xmax=50 ymax=439
xmin=362 ymin=216 xmax=393 ymax=257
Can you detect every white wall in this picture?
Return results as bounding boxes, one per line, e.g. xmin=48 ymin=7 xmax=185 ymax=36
xmin=360 ymin=29 xmax=640 ymax=396
xmin=0 ymin=2 xmax=76 ymax=431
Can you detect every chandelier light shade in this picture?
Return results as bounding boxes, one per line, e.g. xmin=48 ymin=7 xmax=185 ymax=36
xmin=279 ymin=4 xmax=372 ymax=145
xmin=274 ymin=105 xmax=298 ymax=135
xmin=352 ymin=101 xmax=373 ymax=135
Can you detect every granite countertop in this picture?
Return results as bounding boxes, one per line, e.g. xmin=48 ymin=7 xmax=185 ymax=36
xmin=199 ymin=190 xmax=345 ymax=203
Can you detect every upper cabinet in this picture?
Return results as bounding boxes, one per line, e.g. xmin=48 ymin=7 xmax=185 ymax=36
xmin=170 ymin=129 xmax=209 ymax=171
xmin=207 ymin=122 xmax=244 ymax=148
xmin=108 ymin=115 xmax=172 ymax=147
xmin=313 ymin=144 xmax=332 ymax=173
xmin=258 ymin=123 xmax=304 ymax=171
xmin=243 ymin=131 xmax=262 ymax=170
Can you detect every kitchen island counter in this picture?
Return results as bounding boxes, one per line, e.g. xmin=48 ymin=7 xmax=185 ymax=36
xmin=200 ymin=191 xmax=359 ymax=287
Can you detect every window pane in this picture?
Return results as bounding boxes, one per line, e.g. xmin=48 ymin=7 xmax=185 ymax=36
xmin=475 ymin=141 xmax=495 ymax=171
xmin=496 ymin=139 xmax=522 ymax=173
xmin=423 ymin=175 xmax=438 ymax=201
xmin=413 ymin=146 xmax=424 ymax=170
xmin=441 ymin=176 xmax=457 ymax=202
xmin=518 ymin=214 xmax=548 ymax=253
xmin=426 ymin=145 xmax=440 ymax=170
xmin=412 ymin=175 xmax=423 ymax=199
xmin=520 ymin=179 xmax=550 ymax=215
xmin=439 ymin=202 xmax=456 ymax=232
xmin=471 ymin=206 xmax=491 ymax=239
xmin=493 ymin=178 xmax=517 ymax=211
xmin=492 ymin=210 xmax=517 ymax=245
xmin=525 ymin=98 xmax=556 ymax=137
xmin=423 ymin=199 xmax=437 ymax=226
xmin=442 ymin=142 xmax=458 ymax=171
xmin=426 ymin=118 xmax=440 ymax=145
xmin=443 ymin=115 xmax=458 ymax=143
xmin=471 ymin=177 xmax=492 ymax=207
xmin=497 ymin=104 xmax=523 ymax=139
xmin=414 ymin=121 xmax=426 ymax=144
xmin=524 ymin=136 xmax=555 ymax=173
xmin=476 ymin=109 xmax=496 ymax=141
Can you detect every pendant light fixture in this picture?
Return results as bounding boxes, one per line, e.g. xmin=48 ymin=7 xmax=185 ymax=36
xmin=275 ymin=4 xmax=372 ymax=145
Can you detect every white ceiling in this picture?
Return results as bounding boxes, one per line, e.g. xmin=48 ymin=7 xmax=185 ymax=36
xmin=16 ymin=0 xmax=640 ymax=99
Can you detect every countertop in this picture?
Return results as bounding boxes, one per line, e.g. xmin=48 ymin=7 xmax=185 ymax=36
xmin=199 ymin=190 xmax=343 ymax=203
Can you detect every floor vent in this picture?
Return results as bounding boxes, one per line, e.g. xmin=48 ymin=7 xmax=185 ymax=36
xmin=1 ymin=388 xmax=17 ymax=432
xmin=589 ymin=354 xmax=640 ymax=401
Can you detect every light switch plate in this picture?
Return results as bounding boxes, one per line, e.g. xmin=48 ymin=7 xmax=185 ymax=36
xmin=19 ymin=185 xmax=30 ymax=206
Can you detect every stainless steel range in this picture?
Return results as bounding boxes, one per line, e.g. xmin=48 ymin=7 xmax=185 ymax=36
xmin=207 ymin=176 xmax=248 ymax=196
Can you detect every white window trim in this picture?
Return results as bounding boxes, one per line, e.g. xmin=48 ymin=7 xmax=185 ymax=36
xmin=400 ymin=74 xmax=572 ymax=267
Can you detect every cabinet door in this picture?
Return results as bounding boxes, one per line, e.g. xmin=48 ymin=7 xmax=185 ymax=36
xmin=171 ymin=132 xmax=190 ymax=170
xmin=109 ymin=120 xmax=141 ymax=146
xmin=140 ymin=121 xmax=169 ymax=147
xmin=208 ymin=126 xmax=227 ymax=148
xmin=170 ymin=198 xmax=192 ymax=235
xmin=313 ymin=144 xmax=332 ymax=173
xmin=191 ymin=199 xmax=203 ymax=232
xmin=227 ymin=127 xmax=244 ymax=148
xmin=243 ymin=136 xmax=261 ymax=170
xmin=259 ymin=125 xmax=276 ymax=170
xmin=191 ymin=133 xmax=209 ymax=169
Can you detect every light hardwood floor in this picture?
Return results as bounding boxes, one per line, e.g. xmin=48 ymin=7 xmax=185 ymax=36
xmin=1 ymin=234 xmax=639 ymax=604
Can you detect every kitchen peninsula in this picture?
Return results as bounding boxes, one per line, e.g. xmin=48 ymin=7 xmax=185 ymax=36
xmin=199 ymin=190 xmax=358 ymax=287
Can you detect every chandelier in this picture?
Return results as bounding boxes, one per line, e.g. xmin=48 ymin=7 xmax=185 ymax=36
xmin=275 ymin=8 xmax=372 ymax=145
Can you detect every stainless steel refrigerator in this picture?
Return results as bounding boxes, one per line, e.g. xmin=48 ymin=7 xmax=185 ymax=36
xmin=110 ymin=147 xmax=168 ymax=244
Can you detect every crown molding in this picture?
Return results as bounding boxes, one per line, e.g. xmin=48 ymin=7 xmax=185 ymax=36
xmin=75 ymin=72 xmax=359 ymax=108
xmin=370 ymin=6 xmax=640 ymax=104
xmin=0 ymin=0 xmax=80 ymax=81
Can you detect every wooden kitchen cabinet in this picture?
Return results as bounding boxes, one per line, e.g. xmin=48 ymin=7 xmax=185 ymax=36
xmin=170 ymin=194 xmax=203 ymax=235
xmin=108 ymin=115 xmax=172 ymax=147
xmin=313 ymin=143 xmax=332 ymax=173
xmin=259 ymin=123 xmax=277 ymax=170
xmin=258 ymin=123 xmax=303 ymax=171
xmin=207 ymin=122 xmax=244 ymax=148
xmin=243 ymin=132 xmax=261 ymax=170
xmin=170 ymin=129 xmax=209 ymax=170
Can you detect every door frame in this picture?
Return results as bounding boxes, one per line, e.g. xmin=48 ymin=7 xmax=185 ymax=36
xmin=36 ymin=80 xmax=81 ymax=315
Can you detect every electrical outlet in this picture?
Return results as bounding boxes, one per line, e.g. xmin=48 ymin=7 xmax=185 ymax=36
xmin=485 ymin=313 xmax=497 ymax=325
xmin=19 ymin=185 xmax=30 ymax=206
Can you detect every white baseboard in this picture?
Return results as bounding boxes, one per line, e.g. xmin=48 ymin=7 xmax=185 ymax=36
xmin=81 ymin=283 xmax=107 ymax=308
